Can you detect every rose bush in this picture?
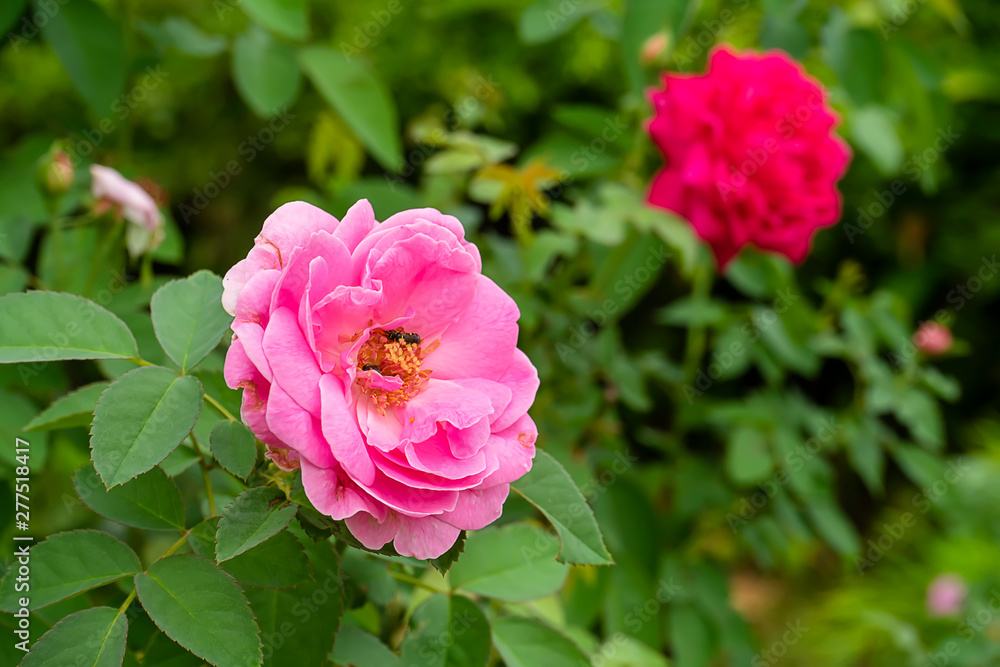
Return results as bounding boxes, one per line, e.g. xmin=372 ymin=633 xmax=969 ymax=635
xmin=646 ymin=46 xmax=851 ymax=267
xmin=222 ymin=200 xmax=539 ymax=558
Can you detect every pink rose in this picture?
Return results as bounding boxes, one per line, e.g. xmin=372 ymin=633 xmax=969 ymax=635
xmin=646 ymin=46 xmax=851 ymax=267
xmin=222 ymin=200 xmax=539 ymax=559
xmin=926 ymin=573 xmax=966 ymax=617
xmin=913 ymin=321 xmax=953 ymax=356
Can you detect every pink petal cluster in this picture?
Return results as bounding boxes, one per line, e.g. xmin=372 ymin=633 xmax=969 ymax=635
xmin=90 ymin=165 xmax=162 ymax=232
xmin=646 ymin=47 xmax=851 ymax=268
xmin=913 ymin=321 xmax=953 ymax=356
xmin=222 ymin=200 xmax=539 ymax=559
xmin=926 ymin=573 xmax=966 ymax=617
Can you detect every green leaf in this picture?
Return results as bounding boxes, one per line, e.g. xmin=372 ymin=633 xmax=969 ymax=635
xmin=25 ymin=381 xmax=109 ymax=431
xmin=448 ymin=523 xmax=568 ymax=601
xmin=511 ymin=450 xmax=613 ymax=565
xmin=518 ymin=0 xmax=592 ymax=44
xmin=150 ymin=271 xmax=231 ymax=373
xmin=657 ymin=298 xmax=727 ymax=327
xmin=135 ymin=555 xmax=262 ymax=667
xmin=240 ymin=0 xmax=308 ymax=41
xmin=0 ymin=530 xmax=140 ymax=611
xmin=669 ymin=604 xmax=714 ymax=667
xmin=725 ymin=427 xmax=774 ymax=486
xmin=210 ymin=420 xmax=258 ymax=480
xmin=805 ymin=497 xmax=860 ymax=556
xmin=74 ymin=462 xmax=186 ymax=531
xmin=216 ymin=487 xmax=298 ymax=562
xmin=621 ymin=0 xmax=678 ymax=95
xmin=224 ymin=531 xmax=313 ymax=588
xmin=331 ymin=626 xmax=402 ymax=667
xmin=187 ymin=517 xmax=221 ymax=558
xmin=90 ymin=366 xmax=204 ymax=488
xmin=850 ymin=106 xmax=904 ymax=175
xmin=430 ymin=530 xmax=466 ymax=574
xmin=39 ymin=0 xmax=126 ymax=115
xmin=0 ymin=291 xmax=138 ymax=363
xmin=139 ymin=17 xmax=228 ymax=57
xmin=490 ymin=616 xmax=590 ymax=667
xmin=400 ymin=594 xmax=490 ymax=667
xmin=299 ymin=46 xmax=402 ymax=171
xmin=232 ymin=26 xmax=302 ymax=117
xmin=21 ymin=606 xmax=128 ymax=667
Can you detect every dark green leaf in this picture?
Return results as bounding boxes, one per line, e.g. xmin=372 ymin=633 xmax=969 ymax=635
xmin=134 ymin=555 xmax=262 ymax=667
xmin=331 ymin=625 xmax=401 ymax=667
xmin=0 ymin=291 xmax=138 ymax=363
xmin=21 ymin=606 xmax=128 ymax=667
xmin=216 ymin=487 xmax=297 ymax=562
xmin=39 ymin=0 xmax=126 ymax=114
xmin=90 ymin=366 xmax=204 ymax=488
xmin=400 ymin=594 xmax=490 ymax=667
xmin=725 ymin=427 xmax=774 ymax=486
xmin=0 ymin=530 xmax=140 ymax=611
xmin=224 ymin=530 xmax=313 ymax=588
xmin=25 ymin=381 xmax=109 ymax=431
xmin=74 ymin=462 xmax=185 ymax=531
xmin=210 ymin=420 xmax=257 ymax=480
xmin=430 ymin=531 xmax=466 ymax=574
xmin=299 ymin=46 xmax=402 ymax=171
xmin=512 ymin=450 xmax=613 ymax=565
xmin=669 ymin=605 xmax=714 ymax=667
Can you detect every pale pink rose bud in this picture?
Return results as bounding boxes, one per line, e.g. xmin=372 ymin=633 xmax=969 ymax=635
xmin=641 ymin=32 xmax=669 ymax=64
xmin=89 ymin=164 xmax=163 ymax=232
xmin=914 ymin=321 xmax=953 ymax=356
xmin=927 ymin=573 xmax=966 ymax=617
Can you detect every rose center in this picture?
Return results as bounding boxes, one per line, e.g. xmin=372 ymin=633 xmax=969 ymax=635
xmin=354 ymin=327 xmax=435 ymax=414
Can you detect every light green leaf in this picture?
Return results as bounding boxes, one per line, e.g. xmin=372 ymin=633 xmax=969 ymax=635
xmin=232 ymin=26 xmax=302 ymax=117
xmin=25 ymin=381 xmax=109 ymax=431
xmin=240 ymin=0 xmax=308 ymax=41
xmin=210 ymin=420 xmax=257 ymax=480
xmin=90 ymin=366 xmax=204 ymax=488
xmin=518 ymin=0 xmax=592 ymax=44
xmin=0 ymin=530 xmax=140 ymax=611
xmin=39 ymin=0 xmax=126 ymax=115
xmin=331 ymin=626 xmax=401 ymax=667
xmin=135 ymin=555 xmax=262 ymax=667
xmin=491 ymin=616 xmax=589 ymax=667
xmin=74 ymin=462 xmax=185 ymax=531
xmin=512 ymin=450 xmax=613 ymax=565
xmin=216 ymin=487 xmax=297 ymax=562
xmin=725 ymin=427 xmax=774 ymax=486
xmin=150 ymin=271 xmax=231 ymax=373
xmin=448 ymin=524 xmax=568 ymax=601
xmin=299 ymin=46 xmax=402 ymax=171
xmin=21 ymin=607 xmax=128 ymax=667
xmin=0 ymin=292 xmax=138 ymax=363
xmin=851 ymin=106 xmax=904 ymax=175
xmin=400 ymin=594 xmax=490 ymax=667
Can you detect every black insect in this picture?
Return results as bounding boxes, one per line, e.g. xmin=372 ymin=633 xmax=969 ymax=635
xmin=384 ymin=330 xmax=403 ymax=342
xmin=361 ymin=363 xmax=380 ymax=372
xmin=401 ymin=332 xmax=422 ymax=345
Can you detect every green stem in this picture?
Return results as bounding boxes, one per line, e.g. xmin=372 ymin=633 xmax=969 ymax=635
xmin=190 ymin=433 xmax=217 ymax=517
xmin=388 ymin=570 xmax=441 ymax=593
xmin=205 ymin=393 xmax=238 ymax=422
xmin=682 ymin=256 xmax=713 ymax=382
xmin=116 ymin=588 xmax=136 ymax=615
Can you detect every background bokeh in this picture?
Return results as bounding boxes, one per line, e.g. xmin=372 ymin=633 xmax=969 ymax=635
xmin=1 ymin=0 xmax=999 ymax=665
